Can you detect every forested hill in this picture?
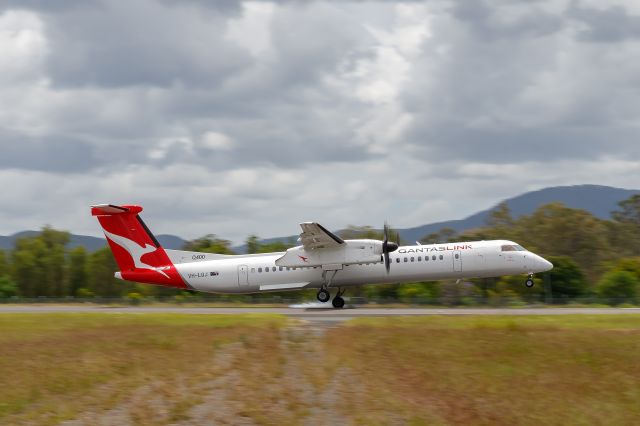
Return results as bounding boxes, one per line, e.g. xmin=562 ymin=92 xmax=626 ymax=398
xmin=399 ymin=185 xmax=639 ymax=243
xmin=0 ymin=185 xmax=637 ymax=251
xmin=251 ymin=184 xmax=639 ymax=250
xmin=0 ymin=232 xmax=186 ymax=252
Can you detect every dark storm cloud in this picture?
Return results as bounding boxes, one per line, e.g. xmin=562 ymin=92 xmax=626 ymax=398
xmin=0 ymin=129 xmax=98 ymax=173
xmin=452 ymin=0 xmax=564 ymax=40
xmin=1 ymin=0 xmax=639 ymax=175
xmin=0 ymin=0 xmax=88 ymax=12
xmin=1 ymin=0 xmax=640 ymax=241
xmin=398 ymin=0 xmax=640 ymax=164
xmin=407 ymin=124 xmax=640 ymax=164
xmin=40 ymin=1 xmax=252 ymax=88
xmin=0 ymin=0 xmax=242 ymax=14
xmin=569 ymin=2 xmax=640 ymax=43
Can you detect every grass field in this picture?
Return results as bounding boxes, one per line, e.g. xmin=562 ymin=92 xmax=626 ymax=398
xmin=0 ymin=313 xmax=287 ymax=425
xmin=325 ymin=316 xmax=640 ymax=425
xmin=0 ymin=314 xmax=638 ymax=425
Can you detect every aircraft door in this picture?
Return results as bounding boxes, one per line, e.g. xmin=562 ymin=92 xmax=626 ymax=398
xmin=453 ymin=251 xmax=462 ymax=272
xmin=237 ymin=265 xmax=249 ymax=287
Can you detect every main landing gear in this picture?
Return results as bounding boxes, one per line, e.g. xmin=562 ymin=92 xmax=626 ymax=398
xmin=525 ymin=274 xmax=535 ymax=288
xmin=316 ymin=288 xmax=330 ymax=303
xmin=332 ymin=288 xmax=346 ymax=309
xmin=315 ymin=287 xmax=346 ymax=309
xmin=315 ymin=269 xmax=346 ymax=308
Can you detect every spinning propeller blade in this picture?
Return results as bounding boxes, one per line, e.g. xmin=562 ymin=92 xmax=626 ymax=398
xmin=382 ymin=222 xmax=399 ymax=274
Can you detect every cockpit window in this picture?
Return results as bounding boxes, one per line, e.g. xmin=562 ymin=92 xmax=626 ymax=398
xmin=501 ymin=244 xmax=526 ymax=252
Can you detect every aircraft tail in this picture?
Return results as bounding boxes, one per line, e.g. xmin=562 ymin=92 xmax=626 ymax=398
xmin=90 ymin=204 xmax=188 ymax=289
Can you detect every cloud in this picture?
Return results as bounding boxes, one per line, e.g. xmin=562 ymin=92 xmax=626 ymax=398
xmin=0 ymin=0 xmax=639 ymax=241
xmin=569 ymin=1 xmax=640 ymax=43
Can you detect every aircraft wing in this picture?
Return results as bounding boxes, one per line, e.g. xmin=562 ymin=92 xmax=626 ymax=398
xmin=299 ymin=222 xmax=344 ymax=250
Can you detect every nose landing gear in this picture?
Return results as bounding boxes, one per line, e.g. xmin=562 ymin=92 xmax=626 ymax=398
xmin=525 ymin=274 xmax=535 ymax=288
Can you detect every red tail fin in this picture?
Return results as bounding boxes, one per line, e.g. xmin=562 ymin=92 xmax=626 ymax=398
xmin=91 ymin=204 xmax=188 ymax=289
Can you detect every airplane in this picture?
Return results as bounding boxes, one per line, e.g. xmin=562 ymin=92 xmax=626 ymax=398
xmin=91 ymin=204 xmax=553 ymax=308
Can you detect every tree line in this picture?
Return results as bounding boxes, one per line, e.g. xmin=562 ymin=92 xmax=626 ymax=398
xmin=0 ymin=195 xmax=639 ymax=304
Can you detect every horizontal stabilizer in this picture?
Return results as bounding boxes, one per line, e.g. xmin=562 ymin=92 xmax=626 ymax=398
xmin=91 ymin=204 xmax=143 ymax=216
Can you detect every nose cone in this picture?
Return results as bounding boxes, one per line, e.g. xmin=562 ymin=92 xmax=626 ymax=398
xmin=538 ymin=256 xmax=553 ymax=272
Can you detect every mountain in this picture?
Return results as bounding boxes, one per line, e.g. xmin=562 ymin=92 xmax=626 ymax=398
xmin=398 ymin=184 xmax=638 ymax=243
xmin=243 ymin=184 xmax=639 ymax=250
xmin=0 ymin=232 xmax=186 ymax=251
xmin=0 ymin=185 xmax=637 ymax=252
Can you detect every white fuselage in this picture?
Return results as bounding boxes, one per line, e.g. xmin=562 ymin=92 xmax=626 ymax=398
xmin=165 ymin=240 xmax=552 ymax=294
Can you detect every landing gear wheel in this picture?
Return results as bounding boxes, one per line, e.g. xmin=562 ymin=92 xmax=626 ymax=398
xmin=332 ymin=296 xmax=345 ymax=309
xmin=317 ymin=288 xmax=330 ymax=303
xmin=525 ymin=278 xmax=534 ymax=288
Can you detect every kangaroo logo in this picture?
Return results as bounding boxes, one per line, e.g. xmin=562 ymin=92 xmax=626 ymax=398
xmin=103 ymin=230 xmax=170 ymax=278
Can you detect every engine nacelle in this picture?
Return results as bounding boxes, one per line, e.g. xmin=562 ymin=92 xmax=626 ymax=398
xmin=275 ymin=239 xmax=383 ymax=269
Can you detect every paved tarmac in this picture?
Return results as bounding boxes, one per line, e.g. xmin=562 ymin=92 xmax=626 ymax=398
xmin=1 ymin=305 xmax=639 ymax=322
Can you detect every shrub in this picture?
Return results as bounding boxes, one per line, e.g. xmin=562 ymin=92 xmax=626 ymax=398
xmin=0 ymin=275 xmax=18 ymax=298
xmin=596 ymin=270 xmax=639 ymax=305
xmin=126 ymin=292 xmax=144 ymax=306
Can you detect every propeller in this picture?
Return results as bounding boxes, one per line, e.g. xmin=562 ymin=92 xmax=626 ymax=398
xmin=382 ymin=221 xmax=399 ymax=274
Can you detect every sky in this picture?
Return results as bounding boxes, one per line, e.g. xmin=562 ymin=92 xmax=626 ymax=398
xmin=0 ymin=0 xmax=639 ymax=243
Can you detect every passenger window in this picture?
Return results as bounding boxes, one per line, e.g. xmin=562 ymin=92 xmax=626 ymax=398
xmin=410 ymin=257 xmax=414 ymax=262
xmin=418 ymin=256 xmax=422 ymax=261
xmin=404 ymin=257 xmax=408 ymax=262
xmin=279 ymin=266 xmax=283 ymax=271
xmin=396 ymin=258 xmax=400 ymax=263
xmin=432 ymin=255 xmax=436 ymax=261
xmin=439 ymin=255 xmax=444 ymax=260
xmin=264 ymin=267 xmax=269 ymax=272
xmin=272 ymin=267 xmax=276 ymax=272
xmin=258 ymin=267 xmax=262 ymax=273
xmin=286 ymin=267 xmax=290 ymax=271
xmin=455 ymin=254 xmax=459 ymax=259
xmin=251 ymin=268 xmax=255 ymax=273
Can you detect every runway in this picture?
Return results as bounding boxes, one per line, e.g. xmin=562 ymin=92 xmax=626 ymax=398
xmin=1 ymin=305 xmax=639 ymax=322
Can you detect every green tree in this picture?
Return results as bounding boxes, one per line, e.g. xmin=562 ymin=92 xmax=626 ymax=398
xmin=183 ymin=235 xmax=235 ymax=254
xmin=0 ymin=249 xmax=7 ymax=276
xmin=421 ymin=227 xmax=458 ymax=244
xmin=12 ymin=237 xmax=46 ymax=297
xmin=508 ymin=203 xmax=612 ymax=280
xmin=611 ymin=194 xmax=640 ymax=256
xmin=88 ymin=247 xmax=130 ymax=297
xmin=612 ymin=194 xmax=640 ymax=225
xmin=11 ymin=227 xmax=70 ymax=297
xmin=607 ymin=257 xmax=640 ymax=279
xmin=597 ymin=269 xmax=639 ymax=305
xmin=545 ymin=256 xmax=589 ymax=302
xmin=486 ymin=202 xmax=515 ymax=229
xmin=67 ymin=246 xmax=88 ymax=297
xmin=0 ymin=275 xmax=18 ymax=298
xmin=246 ymin=234 xmax=261 ymax=254
xmin=397 ymin=282 xmax=441 ymax=303
xmin=339 ymin=225 xmax=383 ymax=240
xmin=245 ymin=235 xmax=294 ymax=254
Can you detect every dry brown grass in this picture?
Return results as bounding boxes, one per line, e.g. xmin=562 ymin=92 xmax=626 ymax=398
xmin=0 ymin=313 xmax=285 ymax=425
xmin=325 ymin=315 xmax=640 ymax=425
xmin=3 ymin=313 xmax=639 ymax=426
